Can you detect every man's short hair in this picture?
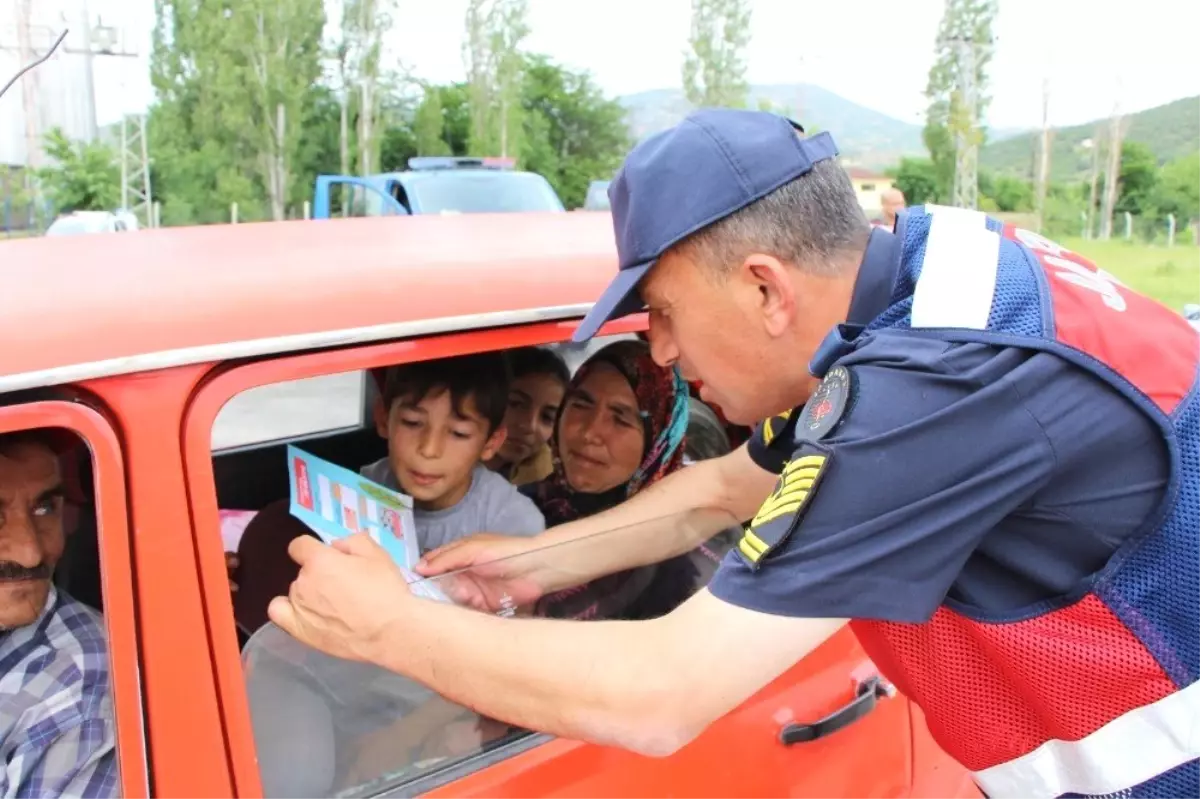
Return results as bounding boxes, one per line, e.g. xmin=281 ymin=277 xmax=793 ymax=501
xmin=675 ymin=158 xmax=870 ymax=277
xmin=381 ymin=352 xmax=511 ymax=434
xmin=0 ymin=427 xmax=75 ymax=457
xmin=507 ymin=347 xmax=570 ymax=388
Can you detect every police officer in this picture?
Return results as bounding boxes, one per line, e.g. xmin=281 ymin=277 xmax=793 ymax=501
xmin=270 ymin=109 xmax=1199 ymax=798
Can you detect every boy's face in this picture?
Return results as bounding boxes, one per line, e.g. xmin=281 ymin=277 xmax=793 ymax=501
xmin=374 ymin=388 xmax=506 ymax=511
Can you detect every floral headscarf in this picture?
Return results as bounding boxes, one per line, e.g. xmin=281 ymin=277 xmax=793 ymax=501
xmin=529 ymin=339 xmax=689 ymax=528
xmin=527 ymin=339 xmax=693 ymax=620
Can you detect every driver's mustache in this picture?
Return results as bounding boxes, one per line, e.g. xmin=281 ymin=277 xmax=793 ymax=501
xmin=0 ymin=561 xmax=50 ymax=581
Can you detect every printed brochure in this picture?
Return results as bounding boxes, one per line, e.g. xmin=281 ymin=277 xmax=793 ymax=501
xmin=286 ymin=445 xmax=450 ymax=603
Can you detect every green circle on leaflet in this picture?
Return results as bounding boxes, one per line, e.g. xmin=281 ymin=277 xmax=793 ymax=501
xmin=801 ymin=365 xmax=852 ymax=441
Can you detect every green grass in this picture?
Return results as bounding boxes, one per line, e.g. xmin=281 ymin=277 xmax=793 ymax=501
xmin=1060 ymin=237 xmax=1200 ymax=310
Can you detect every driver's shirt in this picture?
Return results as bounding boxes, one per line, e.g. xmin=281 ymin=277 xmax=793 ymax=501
xmin=706 ymin=207 xmax=1199 ymax=799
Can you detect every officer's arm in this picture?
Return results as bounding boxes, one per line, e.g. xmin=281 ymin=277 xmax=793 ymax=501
xmin=516 ymin=440 xmax=782 ymax=591
xmin=370 ymin=585 xmax=845 ymax=757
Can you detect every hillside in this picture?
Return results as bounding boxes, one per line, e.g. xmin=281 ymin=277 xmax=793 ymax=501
xmin=981 ymin=96 xmax=1200 ymax=181
xmin=619 ymin=84 xmax=929 ymax=170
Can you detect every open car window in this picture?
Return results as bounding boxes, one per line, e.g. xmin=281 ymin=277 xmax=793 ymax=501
xmin=241 ymin=506 xmax=741 ymax=798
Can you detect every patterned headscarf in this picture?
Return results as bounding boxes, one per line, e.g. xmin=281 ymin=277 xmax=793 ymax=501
xmin=528 ymin=339 xmax=693 ymax=621
xmin=530 ymin=338 xmax=689 ymax=528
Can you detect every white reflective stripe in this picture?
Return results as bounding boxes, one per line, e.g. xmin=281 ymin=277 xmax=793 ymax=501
xmin=923 ymin=203 xmax=989 ymax=227
xmin=910 ymin=208 xmax=1000 ymax=330
xmin=973 ymin=679 xmax=1200 ymax=798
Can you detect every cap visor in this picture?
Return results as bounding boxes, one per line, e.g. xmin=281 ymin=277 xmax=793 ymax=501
xmin=571 ymin=263 xmax=652 ymax=342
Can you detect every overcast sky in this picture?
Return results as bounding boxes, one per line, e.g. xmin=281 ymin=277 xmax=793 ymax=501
xmin=92 ymin=0 xmax=1200 ymax=131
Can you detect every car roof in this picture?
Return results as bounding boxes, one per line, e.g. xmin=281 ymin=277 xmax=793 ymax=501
xmin=1 ymin=212 xmax=621 ymax=392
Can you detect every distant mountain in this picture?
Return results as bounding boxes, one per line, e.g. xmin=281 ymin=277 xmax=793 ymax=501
xmin=618 ymin=83 xmax=1027 ymax=171
xmin=981 ymin=96 xmax=1200 ymax=182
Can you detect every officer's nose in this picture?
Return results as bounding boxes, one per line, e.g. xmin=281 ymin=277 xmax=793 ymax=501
xmin=646 ymin=322 xmax=679 ymax=369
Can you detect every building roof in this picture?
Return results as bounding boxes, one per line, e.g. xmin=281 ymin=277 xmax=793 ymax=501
xmin=844 ymin=166 xmax=890 ymax=181
xmin=1 ymin=212 xmax=622 ymax=390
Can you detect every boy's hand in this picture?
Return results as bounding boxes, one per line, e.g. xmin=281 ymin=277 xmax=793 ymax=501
xmin=415 ymin=534 xmax=548 ymax=613
xmin=269 ymin=533 xmax=412 ymax=664
xmin=225 ymin=552 xmax=239 ymax=593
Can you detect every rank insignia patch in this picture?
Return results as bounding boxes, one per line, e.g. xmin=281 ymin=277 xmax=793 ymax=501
xmin=738 ymin=443 xmax=831 ymax=570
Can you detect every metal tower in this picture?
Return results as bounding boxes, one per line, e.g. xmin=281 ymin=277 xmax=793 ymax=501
xmin=951 ymin=35 xmax=979 ymax=210
xmin=121 ymin=113 xmax=153 ymax=228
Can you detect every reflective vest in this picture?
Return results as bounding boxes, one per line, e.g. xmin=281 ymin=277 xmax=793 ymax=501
xmin=849 ymin=206 xmax=1200 ymax=798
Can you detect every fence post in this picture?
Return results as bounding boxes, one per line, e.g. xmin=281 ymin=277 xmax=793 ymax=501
xmin=1080 ymin=211 xmax=1088 ymax=239
xmin=1124 ymin=212 xmax=1132 ymax=240
xmin=153 ymin=201 xmax=161 ymax=228
xmin=303 ymin=200 xmax=311 ymax=220
xmin=231 ymin=202 xmax=239 ymax=224
xmin=1167 ymin=214 xmax=1176 ymax=247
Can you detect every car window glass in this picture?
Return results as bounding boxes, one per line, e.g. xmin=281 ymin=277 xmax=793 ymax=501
xmin=242 ymin=506 xmax=740 ymax=798
xmin=408 ymin=173 xmax=563 ymax=214
xmin=212 ymin=370 xmax=367 ymax=451
xmin=216 ymin=334 xmax=731 ymax=795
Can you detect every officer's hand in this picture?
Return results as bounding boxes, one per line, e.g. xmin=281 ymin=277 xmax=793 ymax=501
xmin=415 ymin=533 xmax=547 ymax=613
xmin=268 ymin=534 xmax=413 ymax=664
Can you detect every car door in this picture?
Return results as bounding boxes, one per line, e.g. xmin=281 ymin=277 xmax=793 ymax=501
xmin=312 ymin=175 xmax=410 ymax=219
xmin=181 ymin=325 xmax=922 ymax=799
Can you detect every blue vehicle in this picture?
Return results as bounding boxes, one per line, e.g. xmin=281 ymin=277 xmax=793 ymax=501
xmin=312 ymin=157 xmax=565 ymax=218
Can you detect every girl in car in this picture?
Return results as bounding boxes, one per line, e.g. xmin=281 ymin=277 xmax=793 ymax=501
xmin=485 ymin=347 xmax=570 ymax=487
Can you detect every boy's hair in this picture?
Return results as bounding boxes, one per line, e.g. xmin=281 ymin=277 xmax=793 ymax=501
xmin=507 ymin=346 xmax=570 ymax=388
xmin=381 ymin=351 xmax=511 ymax=434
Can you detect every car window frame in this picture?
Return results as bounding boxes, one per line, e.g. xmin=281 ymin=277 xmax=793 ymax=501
xmin=0 ymin=398 xmax=149 ymax=798
xmin=181 ymin=314 xmax=647 ymax=797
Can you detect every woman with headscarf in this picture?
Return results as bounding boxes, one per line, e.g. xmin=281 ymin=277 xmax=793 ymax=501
xmin=523 ymin=338 xmax=725 ymax=622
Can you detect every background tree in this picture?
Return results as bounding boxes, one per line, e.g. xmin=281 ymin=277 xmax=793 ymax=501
xmin=520 ymin=56 xmax=632 ymax=208
xmin=923 ymin=0 xmax=998 ymax=203
xmin=36 ymin=128 xmax=120 ymax=213
xmin=889 ymin=157 xmax=939 ymax=205
xmin=225 ymin=0 xmax=327 ymax=220
xmin=414 ymin=86 xmax=453 ymax=156
xmin=464 ymin=0 xmax=529 ymax=158
xmin=682 ymin=0 xmax=751 ymax=109
xmin=1150 ymin=152 xmax=1200 ymax=227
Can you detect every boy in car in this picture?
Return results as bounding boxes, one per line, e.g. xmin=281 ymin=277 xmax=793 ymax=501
xmin=360 ymin=351 xmax=546 ymax=551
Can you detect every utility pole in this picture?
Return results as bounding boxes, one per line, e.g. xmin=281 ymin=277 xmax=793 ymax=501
xmin=1085 ymin=125 xmax=1102 ymax=239
xmin=13 ymin=0 xmax=42 ymax=173
xmin=1099 ymin=92 xmax=1125 ymax=241
xmin=1033 ymin=77 xmax=1053 ymax=233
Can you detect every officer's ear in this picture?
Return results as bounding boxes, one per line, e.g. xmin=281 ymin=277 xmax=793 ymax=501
xmin=739 ymin=254 xmax=795 ymax=338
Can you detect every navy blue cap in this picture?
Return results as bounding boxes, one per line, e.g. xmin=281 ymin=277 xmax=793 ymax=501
xmin=572 ymin=108 xmax=840 ymax=342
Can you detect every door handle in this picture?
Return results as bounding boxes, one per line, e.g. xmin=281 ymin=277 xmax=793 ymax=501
xmin=779 ymin=675 xmax=895 ymax=745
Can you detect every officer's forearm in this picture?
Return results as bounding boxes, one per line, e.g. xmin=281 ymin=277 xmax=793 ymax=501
xmin=529 ymin=444 xmax=775 ymax=592
xmin=372 ymin=600 xmax=699 ymax=756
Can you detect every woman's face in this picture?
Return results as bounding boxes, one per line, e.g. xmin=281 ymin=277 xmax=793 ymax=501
xmin=497 ymin=373 xmax=565 ymax=466
xmin=557 ymin=362 xmax=646 ymax=494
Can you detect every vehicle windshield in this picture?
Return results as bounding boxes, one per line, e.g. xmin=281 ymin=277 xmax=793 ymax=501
xmin=242 ymin=506 xmax=740 ymax=797
xmin=46 ymin=215 xmax=108 ymax=236
xmin=584 ymin=181 xmax=611 ymax=210
xmin=407 ymin=171 xmax=564 ymax=214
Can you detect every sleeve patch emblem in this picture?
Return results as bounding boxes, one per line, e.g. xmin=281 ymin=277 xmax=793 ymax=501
xmin=738 ymin=445 xmax=831 ymax=569
xmin=798 ymin=365 xmax=853 ymax=443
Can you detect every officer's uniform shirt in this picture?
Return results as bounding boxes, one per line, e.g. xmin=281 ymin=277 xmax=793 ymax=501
xmin=707 ymin=228 xmax=1170 ymax=622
